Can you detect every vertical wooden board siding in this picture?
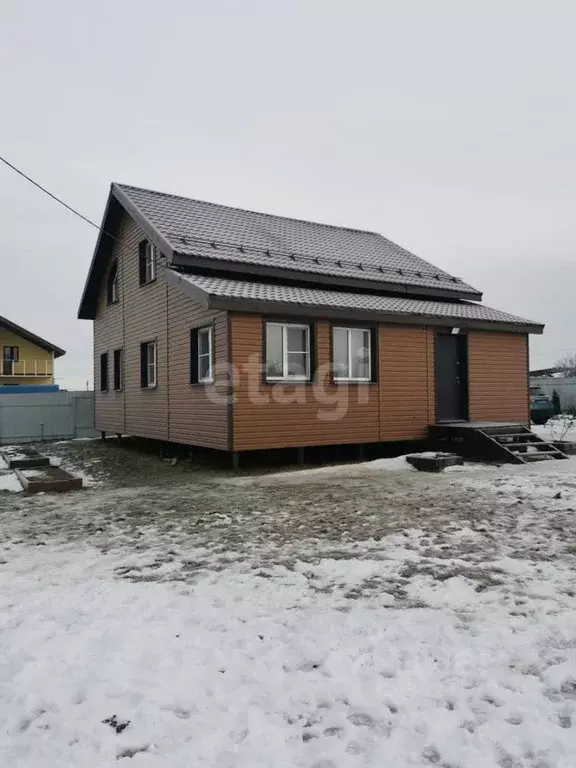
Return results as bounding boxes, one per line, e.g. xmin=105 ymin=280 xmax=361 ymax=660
xmin=93 ymin=216 xmax=126 ymax=435
xmin=120 ymin=217 xmax=169 ymax=441
xmin=468 ymin=331 xmax=529 ymax=423
xmin=167 ymin=284 xmax=228 ymax=450
xmin=379 ymin=326 xmax=434 ymax=441
xmin=230 ymin=314 xmax=379 ymax=451
xmin=93 ymin=211 xmax=230 ymax=446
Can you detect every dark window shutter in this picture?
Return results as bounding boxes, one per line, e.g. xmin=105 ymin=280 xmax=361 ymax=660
xmin=100 ymin=353 xmax=108 ymax=391
xmin=370 ymin=328 xmax=378 ymax=382
xmin=190 ymin=329 xmax=199 ymax=384
xmin=138 ymin=241 xmax=147 ymax=285
xmin=140 ymin=343 xmax=147 ymax=387
xmin=309 ymin=323 xmax=316 ymax=381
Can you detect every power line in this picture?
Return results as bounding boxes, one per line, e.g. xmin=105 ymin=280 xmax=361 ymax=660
xmin=1 ymin=153 xmax=468 ymax=290
xmin=0 ymin=153 xmax=169 ymax=272
xmin=0 ymin=155 xmax=104 ymax=233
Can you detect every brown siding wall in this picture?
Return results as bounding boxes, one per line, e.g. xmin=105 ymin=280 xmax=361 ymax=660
xmin=230 ymin=315 xmax=380 ymax=451
xmin=93 ymin=219 xmax=127 ymax=435
xmin=379 ymin=326 xmax=435 ymax=441
xmin=167 ymin=285 xmax=228 ymax=450
xmin=468 ymin=331 xmax=529 ymax=424
xmin=93 ymin=212 xmax=228 ymax=448
xmin=231 ymin=318 xmax=529 ymax=450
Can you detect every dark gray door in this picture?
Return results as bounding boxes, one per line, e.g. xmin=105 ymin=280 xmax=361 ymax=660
xmin=435 ymin=334 xmax=468 ymax=421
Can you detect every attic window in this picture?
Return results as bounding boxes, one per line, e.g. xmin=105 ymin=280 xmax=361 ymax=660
xmin=138 ymin=240 xmax=156 ymax=285
xmin=106 ymin=261 xmax=119 ymax=304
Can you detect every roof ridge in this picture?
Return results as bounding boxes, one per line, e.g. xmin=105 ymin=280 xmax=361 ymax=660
xmin=114 ymin=182 xmax=380 ymax=237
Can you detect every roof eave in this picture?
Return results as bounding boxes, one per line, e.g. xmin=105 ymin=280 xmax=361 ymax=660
xmin=111 ymin=183 xmax=176 ymax=260
xmin=164 ymin=268 xmax=212 ymax=307
xmin=77 ymin=184 xmax=178 ymax=320
xmin=172 ymin=252 xmax=484 ymax=303
xmin=203 ymin=295 xmax=544 ymax=335
xmin=0 ymin=315 xmax=66 ymax=357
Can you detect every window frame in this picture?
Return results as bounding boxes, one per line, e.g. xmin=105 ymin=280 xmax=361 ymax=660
xmin=265 ymin=321 xmax=312 ymax=382
xmin=3 ymin=346 xmax=19 ymax=376
xmin=100 ymin=352 xmax=109 ymax=392
xmin=140 ymin=341 xmax=157 ymax=389
xmin=331 ymin=326 xmax=374 ymax=383
xmin=139 ymin=240 xmax=156 ymax=286
xmin=107 ymin=261 xmax=119 ymax=304
xmin=197 ymin=326 xmax=213 ymax=384
xmin=113 ymin=348 xmax=123 ymax=391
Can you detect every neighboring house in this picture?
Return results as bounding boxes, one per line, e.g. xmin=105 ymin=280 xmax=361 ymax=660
xmin=78 ymin=183 xmax=543 ymax=459
xmin=0 ymin=315 xmax=65 ymax=388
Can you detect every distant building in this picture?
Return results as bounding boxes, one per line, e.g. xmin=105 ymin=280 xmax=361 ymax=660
xmin=0 ymin=315 xmax=65 ymax=388
xmin=529 ymin=366 xmax=563 ymax=378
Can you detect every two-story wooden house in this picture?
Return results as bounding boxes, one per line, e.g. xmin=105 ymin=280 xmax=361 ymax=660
xmin=0 ymin=315 xmax=65 ymax=389
xmin=78 ymin=183 xmax=543 ymax=463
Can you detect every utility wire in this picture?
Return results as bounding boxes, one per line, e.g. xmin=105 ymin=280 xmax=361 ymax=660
xmin=0 ymin=155 xmax=104 ymax=233
xmin=0 ymin=152 xmax=465 ymax=287
xmin=0 ymin=153 xmax=169 ymax=272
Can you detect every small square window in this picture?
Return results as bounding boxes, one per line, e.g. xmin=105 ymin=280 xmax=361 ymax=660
xmin=332 ymin=327 xmax=372 ymax=381
xmin=265 ymin=322 xmax=311 ymax=381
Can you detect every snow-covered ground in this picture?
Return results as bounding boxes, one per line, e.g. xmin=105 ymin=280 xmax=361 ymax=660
xmin=533 ymin=416 xmax=576 ymax=443
xmin=1 ymin=452 xmax=576 ymax=766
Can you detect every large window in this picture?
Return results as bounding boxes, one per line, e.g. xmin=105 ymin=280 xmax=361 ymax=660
xmin=107 ymin=261 xmax=119 ymax=304
xmin=332 ymin=327 xmax=372 ymax=381
xmin=266 ymin=322 xmax=311 ymax=381
xmin=113 ymin=348 xmax=123 ymax=391
xmin=190 ymin=326 xmax=213 ymax=384
xmin=138 ymin=240 xmax=156 ymax=285
xmin=100 ymin=352 xmax=109 ymax=391
xmin=140 ymin=341 xmax=157 ymax=388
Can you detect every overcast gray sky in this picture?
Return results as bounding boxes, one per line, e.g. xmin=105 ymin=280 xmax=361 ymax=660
xmin=1 ymin=0 xmax=574 ymax=388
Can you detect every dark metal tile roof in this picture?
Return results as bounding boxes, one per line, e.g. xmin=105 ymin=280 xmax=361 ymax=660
xmin=115 ymin=183 xmax=481 ymax=298
xmin=172 ymin=271 xmax=542 ymax=331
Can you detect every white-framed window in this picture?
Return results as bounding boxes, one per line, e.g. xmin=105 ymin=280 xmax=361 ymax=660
xmin=332 ymin=327 xmax=372 ymax=381
xmin=139 ymin=240 xmax=156 ymax=284
xmin=141 ymin=341 xmax=157 ymax=388
xmin=107 ymin=261 xmax=119 ymax=304
xmin=197 ymin=327 xmax=213 ymax=383
xmin=266 ymin=322 xmax=311 ymax=381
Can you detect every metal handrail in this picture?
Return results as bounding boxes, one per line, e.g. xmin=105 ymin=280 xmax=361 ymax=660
xmin=0 ymin=360 xmax=53 ymax=376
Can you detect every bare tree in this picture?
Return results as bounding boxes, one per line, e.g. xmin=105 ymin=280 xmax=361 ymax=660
xmin=555 ymin=353 xmax=576 ymax=377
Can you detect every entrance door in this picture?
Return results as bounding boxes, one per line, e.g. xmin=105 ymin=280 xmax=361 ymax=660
xmin=435 ymin=333 xmax=468 ymax=421
xmin=2 ymin=346 xmax=18 ymax=376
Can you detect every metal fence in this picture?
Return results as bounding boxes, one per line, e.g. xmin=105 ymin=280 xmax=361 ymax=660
xmin=531 ymin=377 xmax=576 ymax=411
xmin=0 ymin=391 xmax=97 ymax=444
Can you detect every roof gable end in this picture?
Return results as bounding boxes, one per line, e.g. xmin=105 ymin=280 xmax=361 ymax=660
xmin=0 ymin=315 xmax=65 ymax=357
xmin=78 ymin=182 xmax=484 ymax=319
